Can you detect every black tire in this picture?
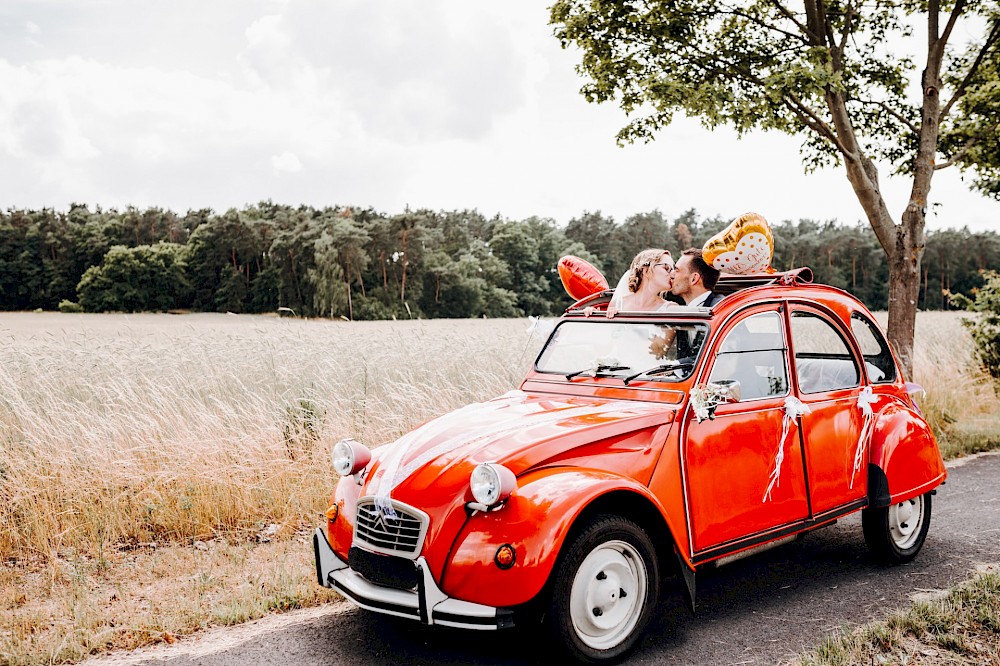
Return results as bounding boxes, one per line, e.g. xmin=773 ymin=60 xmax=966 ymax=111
xmin=862 ymin=492 xmax=932 ymax=564
xmin=545 ymin=514 xmax=659 ymax=664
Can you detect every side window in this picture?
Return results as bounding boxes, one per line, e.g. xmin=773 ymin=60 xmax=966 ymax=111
xmin=708 ymin=311 xmax=788 ymax=400
xmin=791 ymin=312 xmax=860 ymax=393
xmin=850 ymin=313 xmax=897 ymax=383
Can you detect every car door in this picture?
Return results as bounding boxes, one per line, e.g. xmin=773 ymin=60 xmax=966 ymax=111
xmin=683 ymin=308 xmax=810 ymax=554
xmin=788 ymin=308 xmax=867 ymax=515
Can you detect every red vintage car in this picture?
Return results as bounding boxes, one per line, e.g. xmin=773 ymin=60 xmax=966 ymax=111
xmin=313 ymin=268 xmax=946 ymax=663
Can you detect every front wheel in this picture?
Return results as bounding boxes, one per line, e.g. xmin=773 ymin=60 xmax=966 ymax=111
xmin=546 ymin=515 xmax=659 ymax=664
xmin=862 ymin=492 xmax=932 ymax=564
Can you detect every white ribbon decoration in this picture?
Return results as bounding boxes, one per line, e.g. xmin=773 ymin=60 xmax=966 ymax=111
xmin=372 ymin=401 xmax=481 ymax=518
xmin=369 ymin=392 xmax=630 ymax=517
xmin=526 ymin=316 xmax=554 ymax=338
xmin=850 ymin=386 xmax=879 ymax=488
xmin=763 ymin=396 xmax=811 ymax=502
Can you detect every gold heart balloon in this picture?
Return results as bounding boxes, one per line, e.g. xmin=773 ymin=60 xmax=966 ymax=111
xmin=702 ymin=212 xmax=775 ymax=274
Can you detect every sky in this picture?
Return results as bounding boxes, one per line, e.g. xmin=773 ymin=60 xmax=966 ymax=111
xmin=0 ymin=0 xmax=996 ymax=232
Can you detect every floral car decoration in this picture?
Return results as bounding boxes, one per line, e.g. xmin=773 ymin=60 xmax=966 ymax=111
xmin=313 ymin=267 xmax=946 ymax=663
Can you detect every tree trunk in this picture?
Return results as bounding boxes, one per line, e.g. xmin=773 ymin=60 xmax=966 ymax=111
xmin=344 ymin=257 xmax=353 ymax=321
xmin=885 ymin=220 xmax=922 ymax=379
xmin=400 ymin=230 xmax=408 ymax=303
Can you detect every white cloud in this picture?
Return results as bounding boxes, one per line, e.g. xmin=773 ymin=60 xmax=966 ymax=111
xmin=272 ymin=151 xmax=302 ymax=173
xmin=0 ymin=0 xmax=993 ymax=231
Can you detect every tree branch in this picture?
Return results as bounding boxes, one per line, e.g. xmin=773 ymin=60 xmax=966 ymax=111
xmin=803 ymin=0 xmax=823 ymax=45
xmin=819 ymin=0 xmax=837 ymax=51
xmin=941 ymin=17 xmax=1000 ymax=120
xmin=783 ymin=96 xmax=850 ymax=153
xmin=937 ymin=0 xmax=966 ymax=58
xmin=762 ymin=0 xmax=815 ymax=41
xmin=718 ymin=8 xmax=808 ymax=43
xmin=830 ymin=2 xmax=857 ymax=70
xmin=934 ymin=121 xmax=1000 ymax=169
xmin=856 ymin=99 xmax=919 ymax=135
xmin=934 ymin=140 xmax=977 ymax=170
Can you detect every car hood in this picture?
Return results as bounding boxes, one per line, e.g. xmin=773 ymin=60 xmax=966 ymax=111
xmin=362 ymin=390 xmax=675 ymax=504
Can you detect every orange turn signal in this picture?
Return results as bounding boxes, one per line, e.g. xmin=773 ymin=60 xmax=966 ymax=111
xmin=495 ymin=544 xmax=516 ymax=569
xmin=325 ymin=504 xmax=339 ymax=522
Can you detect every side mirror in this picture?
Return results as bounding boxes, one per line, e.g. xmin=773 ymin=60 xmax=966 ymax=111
xmin=709 ymin=379 xmax=742 ymax=403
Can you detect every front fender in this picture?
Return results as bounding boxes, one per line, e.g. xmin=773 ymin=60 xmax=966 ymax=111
xmin=868 ymin=402 xmax=946 ymax=506
xmin=440 ymin=467 xmax=673 ymax=608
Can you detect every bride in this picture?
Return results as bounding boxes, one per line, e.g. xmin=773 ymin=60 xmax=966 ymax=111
xmin=605 ymin=248 xmax=676 ymax=316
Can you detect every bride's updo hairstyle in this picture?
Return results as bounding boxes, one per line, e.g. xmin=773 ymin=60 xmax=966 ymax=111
xmin=627 ymin=249 xmax=669 ymax=293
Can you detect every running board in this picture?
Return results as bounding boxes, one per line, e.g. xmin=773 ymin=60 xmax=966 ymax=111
xmin=712 ymin=534 xmax=798 ymax=568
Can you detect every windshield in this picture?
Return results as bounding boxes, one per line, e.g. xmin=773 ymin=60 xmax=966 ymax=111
xmin=535 ymin=320 xmax=709 ymax=382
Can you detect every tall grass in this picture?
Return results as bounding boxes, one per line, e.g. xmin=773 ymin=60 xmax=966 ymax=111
xmin=0 ymin=313 xmax=545 ymax=562
xmin=0 ymin=311 xmax=995 ymax=563
xmin=903 ymin=311 xmax=1000 ymax=458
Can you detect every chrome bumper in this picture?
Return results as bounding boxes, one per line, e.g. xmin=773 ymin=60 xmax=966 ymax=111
xmin=313 ymin=527 xmax=514 ymax=630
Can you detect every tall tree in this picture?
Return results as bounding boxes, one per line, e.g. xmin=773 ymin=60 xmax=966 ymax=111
xmin=77 ymin=243 xmax=190 ymax=312
xmin=550 ymin=0 xmax=1000 ymax=376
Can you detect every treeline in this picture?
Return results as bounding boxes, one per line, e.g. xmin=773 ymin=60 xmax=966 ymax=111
xmin=1 ymin=203 xmax=997 ymax=318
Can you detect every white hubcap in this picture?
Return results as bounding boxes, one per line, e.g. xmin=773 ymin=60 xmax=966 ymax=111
xmin=888 ymin=496 xmax=924 ymax=549
xmin=569 ymin=540 xmax=648 ymax=650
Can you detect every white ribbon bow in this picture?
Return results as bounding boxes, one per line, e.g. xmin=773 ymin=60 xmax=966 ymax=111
xmin=763 ymin=396 xmax=811 ymax=502
xmin=526 ymin=316 xmax=554 ymax=337
xmin=850 ymin=387 xmax=878 ymax=488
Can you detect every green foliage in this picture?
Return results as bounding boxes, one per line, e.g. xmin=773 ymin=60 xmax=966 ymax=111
xmin=547 ymin=1 xmax=999 ymax=183
xmin=940 ymin=16 xmax=1000 ymax=198
xmin=283 ymin=397 xmax=323 ymax=459
xmin=58 ymin=299 xmax=83 ymax=313
xmin=951 ymin=270 xmax=1000 ymax=378
xmin=77 ymin=244 xmax=191 ymax=313
xmin=1 ymin=203 xmax=998 ymax=319
xmin=550 ymin=0 xmax=921 ymax=167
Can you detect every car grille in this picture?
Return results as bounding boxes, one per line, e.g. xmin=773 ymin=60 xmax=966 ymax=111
xmin=353 ymin=498 xmax=429 ymax=559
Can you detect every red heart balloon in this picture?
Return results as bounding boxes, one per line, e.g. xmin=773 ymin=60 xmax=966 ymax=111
xmin=558 ymin=255 xmax=609 ymax=301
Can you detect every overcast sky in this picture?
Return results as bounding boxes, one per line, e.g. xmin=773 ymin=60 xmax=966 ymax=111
xmin=0 ymin=0 xmax=996 ymax=232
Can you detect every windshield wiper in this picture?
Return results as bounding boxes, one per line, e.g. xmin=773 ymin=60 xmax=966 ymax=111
xmin=565 ymin=364 xmax=631 ymax=381
xmin=622 ymin=361 xmax=694 ymax=385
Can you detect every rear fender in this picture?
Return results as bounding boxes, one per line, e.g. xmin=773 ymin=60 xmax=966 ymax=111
xmin=867 ymin=402 xmax=946 ymax=507
xmin=440 ymin=467 xmax=679 ymax=608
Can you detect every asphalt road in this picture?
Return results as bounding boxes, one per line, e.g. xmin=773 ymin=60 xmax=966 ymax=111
xmin=89 ymin=452 xmax=1000 ymax=666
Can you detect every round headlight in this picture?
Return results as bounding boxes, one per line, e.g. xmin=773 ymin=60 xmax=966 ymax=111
xmin=332 ymin=439 xmax=371 ymax=477
xmin=470 ymin=462 xmax=517 ymax=507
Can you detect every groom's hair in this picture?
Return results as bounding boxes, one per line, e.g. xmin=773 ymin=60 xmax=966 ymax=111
xmin=682 ymin=248 xmax=720 ymax=290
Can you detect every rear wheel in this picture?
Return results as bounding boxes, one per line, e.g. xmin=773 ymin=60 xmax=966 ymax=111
xmin=546 ymin=515 xmax=659 ymax=663
xmin=862 ymin=492 xmax=932 ymax=563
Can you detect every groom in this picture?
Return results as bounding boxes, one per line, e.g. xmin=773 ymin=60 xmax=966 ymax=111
xmin=648 ymin=249 xmax=723 ymax=361
xmin=668 ymin=248 xmax=722 ymax=307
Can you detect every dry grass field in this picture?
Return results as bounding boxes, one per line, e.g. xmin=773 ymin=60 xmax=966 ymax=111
xmin=1 ymin=310 xmax=997 ymax=665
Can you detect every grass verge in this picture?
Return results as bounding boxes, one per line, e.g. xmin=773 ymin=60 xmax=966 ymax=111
xmin=796 ymin=567 xmax=1000 ymax=666
xmin=2 ymin=531 xmax=338 ymax=666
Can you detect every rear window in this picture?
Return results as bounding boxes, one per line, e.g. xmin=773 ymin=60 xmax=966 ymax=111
xmin=791 ymin=312 xmax=860 ymax=393
xmin=850 ymin=313 xmax=897 ymax=383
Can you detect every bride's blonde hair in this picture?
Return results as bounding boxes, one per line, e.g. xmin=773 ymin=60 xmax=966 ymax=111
xmin=627 ymin=249 xmax=669 ymax=293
